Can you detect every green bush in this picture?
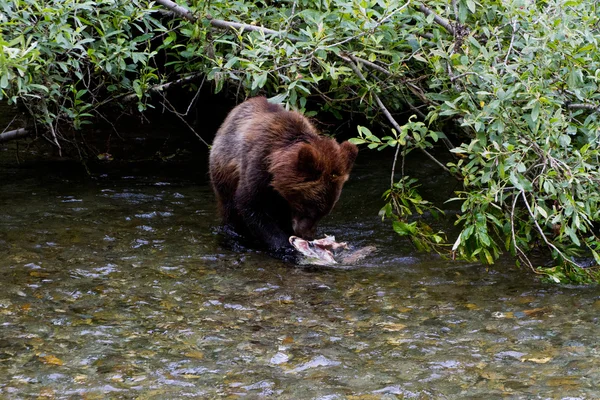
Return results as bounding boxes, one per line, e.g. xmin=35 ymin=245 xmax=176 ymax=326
xmin=0 ymin=0 xmax=162 ymax=152
xmin=2 ymin=0 xmax=599 ymax=282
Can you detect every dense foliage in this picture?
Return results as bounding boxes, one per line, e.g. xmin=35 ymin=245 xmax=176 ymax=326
xmin=1 ymin=0 xmax=599 ymax=282
xmin=0 ymin=0 xmax=165 ymax=152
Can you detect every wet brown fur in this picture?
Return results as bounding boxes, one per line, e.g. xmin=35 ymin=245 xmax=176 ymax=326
xmin=209 ymin=97 xmax=358 ymax=250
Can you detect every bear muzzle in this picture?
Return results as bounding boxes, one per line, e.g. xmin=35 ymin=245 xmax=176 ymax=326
xmin=292 ymin=217 xmax=317 ymax=240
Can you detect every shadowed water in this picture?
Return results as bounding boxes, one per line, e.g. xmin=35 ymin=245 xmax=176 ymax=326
xmin=0 ymin=146 xmax=599 ymax=399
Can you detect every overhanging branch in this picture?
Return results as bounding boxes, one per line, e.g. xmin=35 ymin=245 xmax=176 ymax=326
xmin=155 ymin=0 xmax=294 ymax=38
xmin=567 ymin=103 xmax=600 ymax=113
xmin=0 ymin=128 xmax=30 ymax=143
xmin=122 ymin=73 xmax=204 ymax=102
xmin=416 ymin=3 xmax=455 ymax=35
xmin=154 ymin=0 xmax=196 ymax=21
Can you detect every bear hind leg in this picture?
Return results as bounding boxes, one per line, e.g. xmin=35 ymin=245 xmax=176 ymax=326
xmin=210 ymin=162 xmax=242 ymax=228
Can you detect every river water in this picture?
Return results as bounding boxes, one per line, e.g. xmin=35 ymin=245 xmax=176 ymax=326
xmin=1 ymin=137 xmax=599 ymax=399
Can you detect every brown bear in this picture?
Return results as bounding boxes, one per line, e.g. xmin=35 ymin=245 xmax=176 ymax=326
xmin=209 ymin=96 xmax=358 ymax=252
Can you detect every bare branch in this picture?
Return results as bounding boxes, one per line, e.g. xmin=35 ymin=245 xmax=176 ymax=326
xmin=390 ymin=139 xmax=401 ymax=188
xmin=0 ymin=128 xmax=30 ymax=143
xmin=504 ymin=20 xmax=518 ymax=66
xmin=344 ymin=54 xmax=429 ymax=119
xmin=208 ymin=16 xmax=284 ymax=37
xmin=154 ymin=0 xmax=197 ymax=22
xmin=346 ymin=54 xmax=392 ymax=76
xmin=510 ymin=191 xmax=537 ymax=273
xmin=567 ymin=103 xmax=600 ymax=113
xmin=122 ymin=73 xmax=204 ymax=103
xmin=452 ymin=0 xmax=459 ymax=20
xmin=48 ymin=123 xmax=62 ymax=157
xmin=155 ymin=0 xmax=298 ymax=39
xmin=159 ymin=95 xmax=210 ymax=147
xmin=416 ymin=3 xmax=455 ymax=35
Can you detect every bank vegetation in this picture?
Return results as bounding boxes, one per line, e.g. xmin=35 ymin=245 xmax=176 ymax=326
xmin=1 ymin=0 xmax=599 ymax=283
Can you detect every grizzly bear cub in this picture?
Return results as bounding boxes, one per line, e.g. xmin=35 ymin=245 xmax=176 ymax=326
xmin=209 ymin=97 xmax=358 ymax=251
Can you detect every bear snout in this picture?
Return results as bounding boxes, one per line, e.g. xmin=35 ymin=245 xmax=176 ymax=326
xmin=292 ymin=217 xmax=317 ymax=240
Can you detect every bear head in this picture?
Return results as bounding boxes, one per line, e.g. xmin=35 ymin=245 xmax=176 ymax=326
xmin=268 ymin=137 xmax=358 ymax=240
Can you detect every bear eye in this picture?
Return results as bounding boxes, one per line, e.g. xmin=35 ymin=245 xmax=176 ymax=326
xmin=331 ymin=173 xmax=338 ymax=179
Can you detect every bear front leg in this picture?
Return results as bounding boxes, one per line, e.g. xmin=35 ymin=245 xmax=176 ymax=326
xmin=235 ymin=191 xmax=292 ymax=251
xmin=241 ymin=208 xmax=291 ymax=250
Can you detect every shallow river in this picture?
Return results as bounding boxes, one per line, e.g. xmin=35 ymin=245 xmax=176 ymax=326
xmin=0 ymin=144 xmax=599 ymax=399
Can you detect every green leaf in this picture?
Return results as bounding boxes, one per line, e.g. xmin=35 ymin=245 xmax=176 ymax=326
xmin=252 ymin=72 xmax=268 ymax=90
xmin=348 ymin=138 xmax=367 ymax=145
xmin=466 ymin=0 xmax=476 ymax=13
xmin=224 ymin=56 xmax=239 ymax=69
xmin=357 ymin=126 xmax=372 ymax=136
xmin=268 ymin=93 xmax=287 ymax=104
xmin=531 ymin=101 xmax=540 ymax=122
xmin=393 ymin=220 xmax=417 ymax=236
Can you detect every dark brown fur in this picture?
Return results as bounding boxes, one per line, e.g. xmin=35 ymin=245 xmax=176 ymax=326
xmin=209 ymin=97 xmax=358 ymax=250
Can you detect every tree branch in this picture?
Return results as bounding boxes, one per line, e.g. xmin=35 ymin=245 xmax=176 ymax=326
xmin=323 ymin=2 xmax=410 ymax=49
xmin=160 ymin=95 xmax=210 ymax=147
xmin=504 ymin=20 xmax=518 ymax=66
xmin=154 ymin=0 xmax=197 ymax=21
xmin=510 ymin=191 xmax=537 ymax=273
xmin=416 ymin=3 xmax=455 ymax=35
xmin=207 ymin=16 xmax=283 ymax=37
xmin=346 ymin=54 xmax=392 ymax=76
xmin=567 ymin=103 xmax=600 ymax=113
xmin=0 ymin=128 xmax=30 ymax=143
xmin=155 ymin=0 xmax=297 ymax=39
xmin=122 ymin=73 xmax=204 ymax=102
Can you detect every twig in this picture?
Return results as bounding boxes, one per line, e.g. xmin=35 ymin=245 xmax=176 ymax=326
xmin=450 ymin=71 xmax=488 ymax=82
xmin=390 ymin=140 xmax=401 ymax=188
xmin=122 ymin=73 xmax=203 ymax=103
xmin=160 ymin=95 xmax=210 ymax=147
xmin=452 ymin=0 xmax=459 ymax=20
xmin=347 ymin=54 xmax=392 ymax=76
xmin=94 ymin=110 xmax=124 ymax=141
xmin=41 ymin=103 xmax=63 ymax=156
xmin=345 ymin=53 xmax=428 ymax=119
xmin=185 ymin=75 xmax=206 ymax=115
xmin=48 ymin=124 xmax=62 ymax=157
xmin=504 ymin=20 xmax=518 ymax=66
xmin=208 ymin=16 xmax=284 ymax=37
xmin=510 ymin=190 xmax=537 ymax=273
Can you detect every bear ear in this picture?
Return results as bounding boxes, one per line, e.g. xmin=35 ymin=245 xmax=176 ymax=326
xmin=340 ymin=141 xmax=358 ymax=172
xmin=297 ymin=144 xmax=321 ymax=181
